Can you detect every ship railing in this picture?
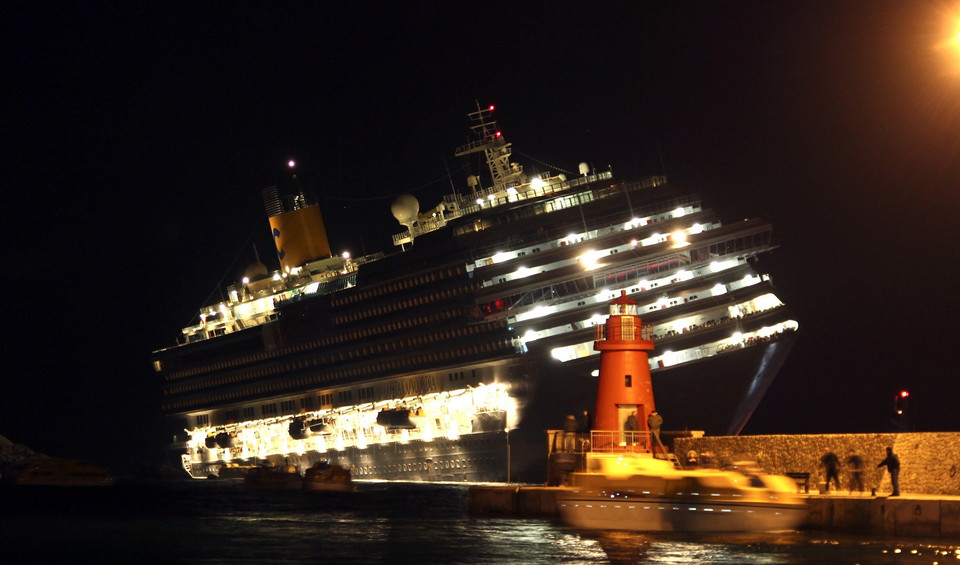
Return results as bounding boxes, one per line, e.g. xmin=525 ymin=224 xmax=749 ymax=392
xmin=456 ymin=170 xmax=613 ymax=210
xmin=391 ymin=207 xmax=466 ymax=245
xmin=454 ymin=135 xmax=501 ymax=156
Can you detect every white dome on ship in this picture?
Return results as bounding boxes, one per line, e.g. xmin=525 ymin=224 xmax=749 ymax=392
xmin=578 ymin=162 xmax=590 ymax=176
xmin=244 ymin=261 xmax=268 ymax=281
xmin=391 ymin=193 xmax=420 ymax=230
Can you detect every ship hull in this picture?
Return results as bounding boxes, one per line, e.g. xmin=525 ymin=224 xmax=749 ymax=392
xmin=184 ymin=336 xmax=794 ymax=483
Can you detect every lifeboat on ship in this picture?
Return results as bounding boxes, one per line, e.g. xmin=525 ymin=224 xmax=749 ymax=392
xmin=215 ymin=431 xmax=238 ymax=449
xmin=376 ymin=408 xmax=416 ymax=430
xmin=289 ymin=418 xmax=333 ymax=440
xmin=288 ymin=418 xmax=310 ymax=440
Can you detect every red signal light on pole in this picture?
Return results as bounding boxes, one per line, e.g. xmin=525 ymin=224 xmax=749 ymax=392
xmin=489 ymin=105 xmax=495 ymax=111
xmin=899 ymin=390 xmax=909 ymax=398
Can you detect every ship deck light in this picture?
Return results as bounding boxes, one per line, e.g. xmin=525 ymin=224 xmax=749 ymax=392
xmin=671 ymin=230 xmax=688 ymax=247
xmin=579 ymin=249 xmax=602 ymax=270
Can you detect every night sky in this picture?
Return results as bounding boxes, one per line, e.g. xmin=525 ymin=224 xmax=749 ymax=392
xmin=4 ymin=2 xmax=959 ymax=472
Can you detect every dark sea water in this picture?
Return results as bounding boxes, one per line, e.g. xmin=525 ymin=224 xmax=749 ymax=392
xmin=1 ymin=480 xmax=956 ymax=564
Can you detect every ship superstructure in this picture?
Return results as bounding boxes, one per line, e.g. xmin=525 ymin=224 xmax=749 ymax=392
xmin=153 ymin=104 xmax=797 ymax=482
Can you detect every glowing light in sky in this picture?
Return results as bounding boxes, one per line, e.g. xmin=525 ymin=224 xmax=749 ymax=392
xmin=933 ymin=8 xmax=960 ymax=75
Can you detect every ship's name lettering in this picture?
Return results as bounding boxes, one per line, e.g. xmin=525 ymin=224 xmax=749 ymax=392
xmin=383 ymin=375 xmax=439 ymax=398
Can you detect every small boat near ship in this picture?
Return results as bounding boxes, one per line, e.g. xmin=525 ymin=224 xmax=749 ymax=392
xmin=217 ymin=462 xmax=256 ymax=479
xmin=242 ymin=461 xmax=355 ymax=491
xmin=5 ymin=457 xmax=114 ymax=487
xmin=243 ymin=464 xmax=302 ymax=490
xmin=557 ymin=452 xmax=805 ymax=532
xmin=302 ymin=461 xmax=355 ymax=492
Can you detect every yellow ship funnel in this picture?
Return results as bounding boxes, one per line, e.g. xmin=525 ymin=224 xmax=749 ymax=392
xmin=263 ymin=186 xmax=332 ymax=272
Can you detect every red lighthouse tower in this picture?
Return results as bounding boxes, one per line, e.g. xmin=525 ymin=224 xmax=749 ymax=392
xmin=593 ymin=290 xmax=656 ymax=450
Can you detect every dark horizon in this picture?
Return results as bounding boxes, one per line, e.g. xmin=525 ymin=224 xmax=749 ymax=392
xmin=3 ymin=1 xmax=959 ymax=472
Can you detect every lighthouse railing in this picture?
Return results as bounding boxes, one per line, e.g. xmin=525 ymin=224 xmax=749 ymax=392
xmin=594 ymin=322 xmax=655 ymax=342
xmin=588 ymin=430 xmax=651 ymax=453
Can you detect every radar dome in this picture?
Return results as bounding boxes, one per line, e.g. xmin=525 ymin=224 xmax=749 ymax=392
xmin=244 ymin=261 xmax=268 ymax=281
xmin=467 ymin=175 xmax=479 ymax=190
xmin=391 ymin=193 xmax=420 ymax=230
xmin=578 ymin=162 xmax=590 ymax=176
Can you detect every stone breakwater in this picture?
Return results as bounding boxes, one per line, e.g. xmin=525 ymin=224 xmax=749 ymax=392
xmin=674 ymin=432 xmax=960 ymax=496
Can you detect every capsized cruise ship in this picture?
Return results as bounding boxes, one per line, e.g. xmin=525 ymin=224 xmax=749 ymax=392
xmin=152 ymin=104 xmax=798 ymax=482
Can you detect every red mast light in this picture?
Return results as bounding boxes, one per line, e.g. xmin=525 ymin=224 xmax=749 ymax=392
xmin=489 ymin=105 xmax=495 ymax=111
xmin=900 ymin=390 xmax=909 ymax=398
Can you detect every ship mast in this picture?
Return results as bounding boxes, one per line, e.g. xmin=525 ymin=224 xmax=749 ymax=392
xmin=454 ymin=102 xmax=525 ymax=194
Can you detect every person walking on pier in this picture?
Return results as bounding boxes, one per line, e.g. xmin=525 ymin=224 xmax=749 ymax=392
xmin=846 ymin=453 xmax=865 ymax=493
xmin=821 ymin=448 xmax=841 ymax=493
xmin=877 ymin=446 xmax=901 ymax=496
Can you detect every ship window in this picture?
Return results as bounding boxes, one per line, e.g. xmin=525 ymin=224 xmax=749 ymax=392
xmin=242 ymin=407 xmax=254 ymax=420
xmin=625 ymin=374 xmax=632 ymax=387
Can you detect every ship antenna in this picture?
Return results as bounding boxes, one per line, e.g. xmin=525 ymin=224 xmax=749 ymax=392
xmin=443 ymin=158 xmax=457 ymax=194
xmin=454 ymin=101 xmax=524 ymax=194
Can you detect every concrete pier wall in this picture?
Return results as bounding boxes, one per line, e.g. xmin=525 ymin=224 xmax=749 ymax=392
xmin=805 ymin=496 xmax=960 ymax=538
xmin=467 ymin=486 xmax=960 ymax=538
xmin=674 ymin=432 xmax=960 ymax=496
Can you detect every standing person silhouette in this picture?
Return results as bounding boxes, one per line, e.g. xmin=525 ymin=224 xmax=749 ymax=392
xmin=624 ymin=410 xmax=639 ymax=446
xmin=846 ymin=453 xmax=865 ymax=493
xmin=579 ymin=410 xmax=592 ymax=433
xmin=877 ymin=446 xmax=901 ymax=496
xmin=647 ymin=410 xmax=663 ymax=453
xmin=821 ymin=448 xmax=841 ymax=493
